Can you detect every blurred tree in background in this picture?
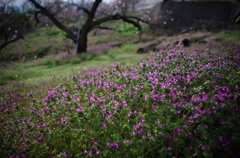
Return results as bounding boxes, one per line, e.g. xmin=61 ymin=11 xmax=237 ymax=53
xmin=0 ymin=0 xmax=35 ymax=51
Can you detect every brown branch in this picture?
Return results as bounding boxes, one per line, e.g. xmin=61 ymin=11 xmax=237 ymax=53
xmin=77 ymin=6 xmax=90 ymax=15
xmin=0 ymin=13 xmax=25 ymax=51
xmin=34 ymin=10 xmax=41 ymax=24
xmin=91 ymin=14 xmax=142 ymax=33
xmin=0 ymin=35 xmax=24 ymax=50
xmin=121 ymin=16 xmax=142 ymax=32
xmin=68 ymin=3 xmax=90 ymax=15
xmin=80 ymin=0 xmax=103 ymax=35
xmin=126 ymin=16 xmax=150 ymax=25
xmin=0 ymin=28 xmax=24 ymax=51
xmin=27 ymin=0 xmax=146 ymax=54
xmin=88 ymin=0 xmax=102 ymax=22
xmin=28 ymin=0 xmax=76 ymax=42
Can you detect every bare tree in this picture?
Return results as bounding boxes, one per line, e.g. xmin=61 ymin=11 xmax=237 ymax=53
xmin=0 ymin=14 xmax=24 ymax=50
xmin=28 ymin=0 xmax=148 ymax=54
xmin=0 ymin=0 xmax=15 ymax=15
xmin=0 ymin=0 xmax=25 ymax=51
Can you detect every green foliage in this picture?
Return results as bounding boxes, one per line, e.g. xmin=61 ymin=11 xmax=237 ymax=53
xmin=0 ymin=26 xmax=69 ymax=62
xmin=107 ymin=43 xmax=140 ymax=60
xmin=46 ymin=29 xmax=61 ymax=36
xmin=1 ymin=21 xmax=240 ymax=157
xmin=54 ymin=59 xmax=61 ymax=66
xmin=221 ymin=30 xmax=240 ymax=43
xmin=0 ymin=47 xmax=146 ymax=86
xmin=94 ymin=39 xmax=105 ymax=44
xmin=79 ymin=54 xmax=97 ymax=62
xmin=116 ymin=22 xmax=140 ymax=38
xmin=1 ymin=45 xmax=239 ymax=157
xmin=0 ymin=69 xmax=41 ymax=85
xmin=70 ymin=57 xmax=81 ymax=64
xmin=42 ymin=59 xmax=54 ymax=67
xmin=41 ymin=59 xmax=62 ymax=67
xmin=0 ymin=71 xmax=16 ymax=85
xmin=37 ymin=46 xmax=51 ymax=58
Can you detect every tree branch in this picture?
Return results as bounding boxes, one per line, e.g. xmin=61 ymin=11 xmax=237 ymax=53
xmin=28 ymin=0 xmax=76 ymax=42
xmin=67 ymin=3 xmax=90 ymax=16
xmin=81 ymin=0 xmax=103 ymax=35
xmin=88 ymin=0 xmax=102 ymax=22
xmin=126 ymin=16 xmax=150 ymax=25
xmin=0 ymin=28 xmax=24 ymax=51
xmin=0 ymin=12 xmax=25 ymax=51
xmin=91 ymin=14 xmax=142 ymax=33
xmin=26 ymin=0 xmax=147 ymax=54
xmin=34 ymin=10 xmax=41 ymax=24
xmin=77 ymin=6 xmax=90 ymax=15
xmin=0 ymin=35 xmax=24 ymax=50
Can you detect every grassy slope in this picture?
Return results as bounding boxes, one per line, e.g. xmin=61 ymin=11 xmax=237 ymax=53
xmin=1 ymin=24 xmax=240 ymax=86
xmin=221 ymin=30 xmax=240 ymax=43
xmin=0 ymin=22 xmax=149 ymax=85
xmin=0 ymin=48 xmax=148 ymax=85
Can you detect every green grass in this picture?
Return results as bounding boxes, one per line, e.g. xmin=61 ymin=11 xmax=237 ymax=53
xmin=0 ymin=68 xmax=42 ymax=85
xmin=0 ymin=21 xmax=143 ymax=62
xmin=0 ymin=43 xmax=147 ymax=86
xmin=90 ymin=21 xmax=143 ymax=44
xmin=0 ymin=26 xmax=72 ymax=61
xmin=1 ymin=21 xmax=239 ymax=87
xmin=94 ymin=39 xmax=106 ymax=44
xmin=2 ymin=28 xmax=240 ymax=86
xmin=221 ymin=30 xmax=240 ymax=43
xmin=116 ymin=22 xmax=140 ymax=38
xmin=0 ymin=20 xmax=146 ymax=85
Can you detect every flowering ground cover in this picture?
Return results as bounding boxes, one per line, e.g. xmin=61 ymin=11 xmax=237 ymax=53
xmin=0 ymin=44 xmax=240 ymax=157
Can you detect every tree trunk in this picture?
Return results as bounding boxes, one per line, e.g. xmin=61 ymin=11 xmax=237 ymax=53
xmin=77 ymin=30 xmax=87 ymax=54
xmin=28 ymin=0 xmax=146 ymax=55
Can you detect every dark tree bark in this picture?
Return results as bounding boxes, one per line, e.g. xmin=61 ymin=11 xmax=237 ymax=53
xmin=78 ymin=27 xmax=88 ymax=53
xmin=28 ymin=0 xmax=148 ymax=54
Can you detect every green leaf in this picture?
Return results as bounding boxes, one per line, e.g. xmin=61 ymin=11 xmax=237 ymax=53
xmin=202 ymin=152 xmax=212 ymax=158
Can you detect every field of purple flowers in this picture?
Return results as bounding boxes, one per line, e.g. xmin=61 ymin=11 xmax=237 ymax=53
xmin=1 ymin=44 xmax=240 ymax=157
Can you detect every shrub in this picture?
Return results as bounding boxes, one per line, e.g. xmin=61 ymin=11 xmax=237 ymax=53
xmin=0 ymin=46 xmax=240 ymax=157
